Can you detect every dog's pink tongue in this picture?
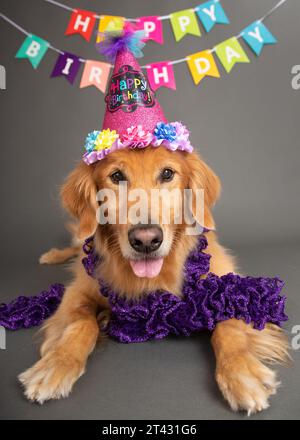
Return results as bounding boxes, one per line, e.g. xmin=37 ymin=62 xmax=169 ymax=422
xmin=129 ymin=258 xmax=164 ymax=278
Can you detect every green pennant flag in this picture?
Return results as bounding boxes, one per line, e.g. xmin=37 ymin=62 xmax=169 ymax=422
xmin=16 ymin=34 xmax=49 ymax=69
xmin=215 ymin=37 xmax=250 ymax=73
xmin=170 ymin=9 xmax=201 ymax=42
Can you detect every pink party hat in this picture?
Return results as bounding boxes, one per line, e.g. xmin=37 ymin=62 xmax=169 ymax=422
xmin=83 ymin=24 xmax=193 ymax=165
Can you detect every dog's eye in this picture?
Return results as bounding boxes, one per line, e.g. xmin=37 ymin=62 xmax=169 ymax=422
xmin=110 ymin=170 xmax=126 ymax=184
xmin=160 ymin=168 xmax=175 ymax=182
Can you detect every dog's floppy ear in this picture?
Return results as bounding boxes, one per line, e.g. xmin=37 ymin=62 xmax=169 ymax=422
xmin=186 ymin=152 xmax=221 ymax=230
xmin=60 ymin=162 xmax=98 ymax=239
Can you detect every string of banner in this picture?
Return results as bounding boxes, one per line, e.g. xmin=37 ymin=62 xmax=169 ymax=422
xmin=0 ymin=0 xmax=288 ymax=92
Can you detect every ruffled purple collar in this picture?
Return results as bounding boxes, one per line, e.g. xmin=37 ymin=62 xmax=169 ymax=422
xmin=82 ymin=234 xmax=288 ymax=343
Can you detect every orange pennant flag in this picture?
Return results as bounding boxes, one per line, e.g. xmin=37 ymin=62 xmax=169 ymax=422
xmin=80 ymin=60 xmax=110 ymax=93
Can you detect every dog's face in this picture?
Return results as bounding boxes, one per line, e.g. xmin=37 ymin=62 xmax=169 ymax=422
xmin=61 ymin=146 xmax=220 ymax=279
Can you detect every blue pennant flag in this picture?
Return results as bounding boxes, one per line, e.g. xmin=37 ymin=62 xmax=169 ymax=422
xmin=196 ymin=0 xmax=229 ymax=33
xmin=241 ymin=21 xmax=277 ymax=56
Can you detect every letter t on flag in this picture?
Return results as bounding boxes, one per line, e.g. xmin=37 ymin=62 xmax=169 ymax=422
xmin=80 ymin=61 xmax=110 ymax=92
xmin=147 ymin=62 xmax=176 ymax=91
xmin=65 ymin=9 xmax=96 ymax=42
xmin=187 ymin=50 xmax=220 ymax=84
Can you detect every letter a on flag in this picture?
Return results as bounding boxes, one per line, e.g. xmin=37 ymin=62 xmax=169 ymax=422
xmin=215 ymin=37 xmax=250 ymax=73
xmin=65 ymin=9 xmax=96 ymax=42
xmin=15 ymin=34 xmax=49 ymax=69
xmin=96 ymin=16 xmax=124 ymax=43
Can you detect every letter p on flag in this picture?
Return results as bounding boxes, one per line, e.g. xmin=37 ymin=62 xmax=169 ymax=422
xmin=137 ymin=16 xmax=164 ymax=44
xmin=65 ymin=9 xmax=96 ymax=42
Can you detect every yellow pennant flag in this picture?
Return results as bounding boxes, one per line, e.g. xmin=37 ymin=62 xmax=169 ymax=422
xmin=187 ymin=50 xmax=220 ymax=85
xmin=96 ymin=16 xmax=125 ymax=43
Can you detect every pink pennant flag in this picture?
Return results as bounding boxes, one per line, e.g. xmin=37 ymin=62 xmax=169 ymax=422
xmin=136 ymin=16 xmax=164 ymax=45
xmin=147 ymin=62 xmax=176 ymax=91
xmin=80 ymin=60 xmax=110 ymax=92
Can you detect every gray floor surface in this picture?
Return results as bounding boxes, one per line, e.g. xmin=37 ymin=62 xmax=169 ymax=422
xmin=0 ymin=241 xmax=299 ymax=420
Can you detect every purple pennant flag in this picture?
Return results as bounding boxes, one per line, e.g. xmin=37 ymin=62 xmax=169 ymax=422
xmin=51 ymin=52 xmax=81 ymax=84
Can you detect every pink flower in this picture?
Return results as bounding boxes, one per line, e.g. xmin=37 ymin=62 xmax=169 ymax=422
xmin=120 ymin=125 xmax=153 ymax=148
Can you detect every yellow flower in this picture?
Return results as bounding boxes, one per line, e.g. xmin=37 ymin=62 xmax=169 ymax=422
xmin=94 ymin=129 xmax=118 ymax=151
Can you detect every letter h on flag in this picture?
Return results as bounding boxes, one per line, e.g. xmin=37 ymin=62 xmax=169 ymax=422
xmin=147 ymin=62 xmax=176 ymax=91
xmin=65 ymin=9 xmax=96 ymax=42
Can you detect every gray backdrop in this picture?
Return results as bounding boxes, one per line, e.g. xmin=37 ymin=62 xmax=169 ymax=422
xmin=0 ymin=0 xmax=300 ymax=420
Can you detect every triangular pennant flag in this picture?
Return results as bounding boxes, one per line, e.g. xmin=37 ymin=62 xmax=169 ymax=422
xmin=196 ymin=0 xmax=229 ymax=32
xmin=51 ymin=53 xmax=81 ymax=84
xmin=215 ymin=37 xmax=250 ymax=73
xmin=136 ymin=16 xmax=164 ymax=45
xmin=65 ymin=9 xmax=96 ymax=42
xmin=170 ymin=9 xmax=201 ymax=42
xmin=15 ymin=34 xmax=49 ymax=69
xmin=147 ymin=62 xmax=176 ymax=91
xmin=96 ymin=16 xmax=125 ymax=43
xmin=241 ymin=21 xmax=277 ymax=56
xmin=187 ymin=50 xmax=220 ymax=84
xmin=80 ymin=60 xmax=110 ymax=92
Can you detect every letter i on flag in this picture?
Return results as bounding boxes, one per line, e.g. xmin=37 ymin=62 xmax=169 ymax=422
xmin=241 ymin=21 xmax=277 ymax=56
xmin=51 ymin=53 xmax=81 ymax=84
xmin=215 ymin=37 xmax=250 ymax=73
xmin=15 ymin=34 xmax=49 ymax=69
xmin=65 ymin=9 xmax=96 ymax=42
xmin=80 ymin=61 xmax=110 ymax=92
xmin=187 ymin=50 xmax=220 ymax=84
xmin=136 ymin=16 xmax=164 ymax=45
xmin=196 ymin=0 xmax=229 ymax=32
xmin=170 ymin=9 xmax=201 ymax=42
xmin=147 ymin=62 xmax=176 ymax=91
xmin=96 ymin=16 xmax=125 ymax=43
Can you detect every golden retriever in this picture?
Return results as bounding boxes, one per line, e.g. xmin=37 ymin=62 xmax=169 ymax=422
xmin=19 ymin=146 xmax=289 ymax=414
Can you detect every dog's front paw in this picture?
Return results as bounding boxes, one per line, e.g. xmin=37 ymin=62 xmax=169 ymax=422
xmin=19 ymin=349 xmax=85 ymax=404
xmin=215 ymin=353 xmax=280 ymax=415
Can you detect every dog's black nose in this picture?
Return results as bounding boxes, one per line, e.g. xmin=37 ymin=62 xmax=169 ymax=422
xmin=128 ymin=225 xmax=163 ymax=254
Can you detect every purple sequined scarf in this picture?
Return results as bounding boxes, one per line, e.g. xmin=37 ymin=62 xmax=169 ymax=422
xmin=0 ymin=234 xmax=288 ymax=342
xmin=81 ymin=234 xmax=288 ymax=343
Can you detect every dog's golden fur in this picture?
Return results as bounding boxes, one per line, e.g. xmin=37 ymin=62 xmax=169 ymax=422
xmin=19 ymin=147 xmax=289 ymax=414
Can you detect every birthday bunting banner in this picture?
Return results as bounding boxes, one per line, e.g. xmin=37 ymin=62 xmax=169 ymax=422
xmin=1 ymin=0 xmax=288 ymax=94
xmin=60 ymin=0 xmax=230 ymax=44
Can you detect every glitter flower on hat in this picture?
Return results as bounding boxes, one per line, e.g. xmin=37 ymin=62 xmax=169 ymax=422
xmin=152 ymin=122 xmax=193 ymax=152
xmin=120 ymin=125 xmax=153 ymax=148
xmin=84 ymin=131 xmax=101 ymax=153
xmin=94 ymin=129 xmax=119 ymax=151
xmin=153 ymin=122 xmax=177 ymax=143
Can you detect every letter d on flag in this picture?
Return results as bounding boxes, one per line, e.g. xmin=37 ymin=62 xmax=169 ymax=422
xmin=187 ymin=50 xmax=220 ymax=84
xmin=15 ymin=34 xmax=49 ymax=69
